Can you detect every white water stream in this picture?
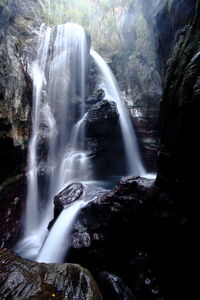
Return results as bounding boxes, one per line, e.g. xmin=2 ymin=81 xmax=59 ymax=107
xmin=37 ymin=200 xmax=85 ymax=263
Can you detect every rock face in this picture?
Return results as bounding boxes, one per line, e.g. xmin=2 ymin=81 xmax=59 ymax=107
xmin=0 ymin=0 xmax=43 ymax=247
xmin=0 ymin=0 xmax=43 ymax=167
xmin=155 ymin=0 xmax=197 ymax=72
xmin=154 ymin=0 xmax=200 ymax=299
xmin=85 ymin=100 xmax=118 ymax=137
xmin=84 ymin=98 xmax=123 ymax=178
xmin=0 ymin=248 xmax=102 ymax=300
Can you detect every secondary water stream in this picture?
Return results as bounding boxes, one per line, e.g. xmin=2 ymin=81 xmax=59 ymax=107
xmin=90 ymin=49 xmax=145 ymax=176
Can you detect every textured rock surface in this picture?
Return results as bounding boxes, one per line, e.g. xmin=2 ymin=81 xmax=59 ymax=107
xmin=155 ymin=0 xmax=196 ymax=72
xmin=0 ymin=0 xmax=42 ymax=179
xmin=54 ymin=182 xmax=84 ymax=218
xmin=0 ymin=0 xmax=42 ymax=154
xmin=84 ymin=99 xmax=124 ymax=178
xmin=154 ymin=0 xmax=200 ymax=299
xmin=0 ymin=248 xmax=102 ymax=300
xmin=67 ymin=177 xmax=163 ymax=300
xmin=85 ymin=100 xmax=119 ymax=137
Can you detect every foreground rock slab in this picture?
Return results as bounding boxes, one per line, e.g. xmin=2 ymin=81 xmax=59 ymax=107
xmin=0 ymin=249 xmax=102 ymax=300
xmin=54 ymin=182 xmax=84 ymax=218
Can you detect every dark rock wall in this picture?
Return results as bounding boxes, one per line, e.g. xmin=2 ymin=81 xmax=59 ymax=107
xmin=155 ymin=0 xmax=197 ymax=72
xmin=157 ymin=0 xmax=199 ymax=203
xmin=154 ymin=0 xmax=200 ymax=299
xmin=0 ymin=0 xmax=43 ymax=247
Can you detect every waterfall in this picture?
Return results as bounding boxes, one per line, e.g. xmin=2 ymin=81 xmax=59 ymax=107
xmin=15 ymin=23 xmax=89 ymax=260
xmin=15 ymin=22 xmax=155 ymax=264
xmin=90 ymin=49 xmax=145 ymax=176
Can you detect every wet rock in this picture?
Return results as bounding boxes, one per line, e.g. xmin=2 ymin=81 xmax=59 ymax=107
xmin=131 ymin=105 xmax=160 ymax=171
xmin=69 ymin=176 xmax=156 ymax=253
xmin=84 ymin=99 xmax=123 ymax=178
xmin=0 ymin=0 xmax=42 ymax=183
xmin=0 ymin=175 xmax=26 ymax=248
xmin=86 ymin=89 xmax=106 ymax=106
xmin=98 ymin=272 xmax=138 ymax=300
xmin=0 ymin=0 xmax=43 ymax=150
xmin=67 ymin=176 xmax=162 ymax=300
xmin=0 ymin=248 xmax=102 ymax=300
xmin=85 ymin=100 xmax=119 ymax=137
xmin=54 ymin=182 xmax=84 ymax=218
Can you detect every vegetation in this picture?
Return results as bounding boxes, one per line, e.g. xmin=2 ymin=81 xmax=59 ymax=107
xmin=41 ymin=0 xmax=132 ymax=52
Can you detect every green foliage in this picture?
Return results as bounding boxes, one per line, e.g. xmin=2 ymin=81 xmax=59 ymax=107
xmin=40 ymin=0 xmax=132 ymax=52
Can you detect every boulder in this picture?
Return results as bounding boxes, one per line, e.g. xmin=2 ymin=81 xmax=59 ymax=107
xmin=85 ymin=100 xmax=119 ymax=137
xmin=66 ymin=176 xmax=162 ymax=300
xmin=54 ymin=182 xmax=84 ymax=218
xmin=69 ymin=176 xmax=156 ymax=253
xmin=0 ymin=248 xmax=102 ymax=300
xmin=84 ymin=99 xmax=123 ymax=177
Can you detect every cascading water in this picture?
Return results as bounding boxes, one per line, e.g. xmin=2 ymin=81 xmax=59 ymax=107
xmin=15 ymin=23 xmax=89 ymax=260
xmin=90 ymin=49 xmax=145 ymax=176
xmin=15 ymin=22 xmax=154 ymax=264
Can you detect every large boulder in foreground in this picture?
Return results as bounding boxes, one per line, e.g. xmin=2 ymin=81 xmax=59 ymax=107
xmin=67 ymin=176 xmax=161 ymax=300
xmin=0 ymin=248 xmax=102 ymax=300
